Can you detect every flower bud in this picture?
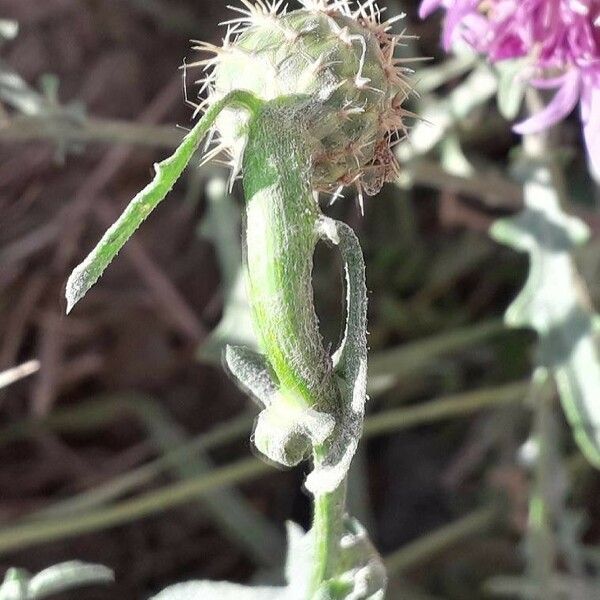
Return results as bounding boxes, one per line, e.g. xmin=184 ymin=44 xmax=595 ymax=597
xmin=193 ymin=0 xmax=412 ymax=201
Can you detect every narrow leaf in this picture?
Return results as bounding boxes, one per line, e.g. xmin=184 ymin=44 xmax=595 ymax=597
xmin=307 ymin=217 xmax=369 ymax=496
xmin=0 ymin=562 xmax=113 ymax=600
xmin=65 ymin=90 xmax=261 ymax=313
xmin=29 ymin=562 xmax=114 ymax=599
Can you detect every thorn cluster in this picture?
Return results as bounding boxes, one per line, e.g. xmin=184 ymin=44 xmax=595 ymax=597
xmin=186 ymin=0 xmax=415 ymax=207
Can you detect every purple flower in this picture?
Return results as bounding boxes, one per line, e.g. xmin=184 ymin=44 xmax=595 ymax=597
xmin=420 ymin=0 xmax=600 ymax=173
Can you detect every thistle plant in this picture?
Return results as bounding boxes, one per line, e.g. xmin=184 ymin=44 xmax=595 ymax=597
xmin=416 ymin=2 xmax=600 ymax=593
xmin=65 ymin=0 xmax=412 ymax=597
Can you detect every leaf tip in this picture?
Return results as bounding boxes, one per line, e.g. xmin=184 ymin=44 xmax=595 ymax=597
xmin=65 ymin=297 xmax=75 ymax=315
xmin=64 ymin=266 xmax=89 ymax=315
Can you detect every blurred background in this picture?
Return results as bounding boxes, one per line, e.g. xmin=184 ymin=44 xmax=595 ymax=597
xmin=1 ymin=0 xmax=600 ymax=598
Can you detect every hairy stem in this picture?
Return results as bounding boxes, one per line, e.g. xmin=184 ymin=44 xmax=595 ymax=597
xmin=311 ymin=463 xmax=348 ymax=593
xmin=242 ymin=98 xmax=346 ymax=593
xmin=242 ymin=98 xmax=339 ymax=412
xmin=528 ymin=379 xmax=559 ymax=600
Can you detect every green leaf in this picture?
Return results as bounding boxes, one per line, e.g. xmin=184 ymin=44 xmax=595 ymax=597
xmin=495 ymin=58 xmax=529 ymax=121
xmin=0 ymin=562 xmax=113 ymax=600
xmin=226 ymin=215 xmax=371 ymax=494
xmin=308 ymin=217 xmax=369 ymax=496
xmin=65 ymin=90 xmax=261 ymax=313
xmin=151 ymin=582 xmax=279 ymax=600
xmin=491 ymin=166 xmax=600 ymax=467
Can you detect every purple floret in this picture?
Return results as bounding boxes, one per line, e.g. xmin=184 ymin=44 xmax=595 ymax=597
xmin=420 ymin=0 xmax=600 ymax=172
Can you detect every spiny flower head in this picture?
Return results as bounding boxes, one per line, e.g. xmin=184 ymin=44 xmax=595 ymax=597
xmin=420 ymin=0 xmax=600 ymax=172
xmin=189 ymin=0 xmax=413 ymax=205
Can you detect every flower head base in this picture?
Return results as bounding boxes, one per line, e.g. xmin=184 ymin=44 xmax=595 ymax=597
xmin=420 ymin=0 xmax=600 ymax=173
xmin=189 ymin=0 xmax=413 ymax=204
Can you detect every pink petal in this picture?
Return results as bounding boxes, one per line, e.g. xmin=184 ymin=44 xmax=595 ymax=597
xmin=513 ymin=70 xmax=581 ymax=135
xmin=442 ymin=0 xmax=477 ymax=51
xmin=529 ymin=75 xmax=571 ymax=90
xmin=580 ymin=76 xmax=593 ymax=122
xmin=461 ymin=13 xmax=490 ymax=52
xmin=582 ymin=85 xmax=600 ymax=175
xmin=419 ymin=0 xmax=444 ymax=19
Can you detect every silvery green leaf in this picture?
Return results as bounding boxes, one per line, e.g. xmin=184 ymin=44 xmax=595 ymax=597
xmin=396 ymin=98 xmax=453 ymax=160
xmin=28 ymin=562 xmax=114 ymax=598
xmin=151 ymin=522 xmax=308 ymax=600
xmin=306 ymin=218 xmax=369 ymax=496
xmin=491 ymin=167 xmax=600 ymax=467
xmin=495 ymin=58 xmax=529 ymax=120
xmin=225 ymin=345 xmax=277 ymax=405
xmin=308 ymin=518 xmax=386 ymax=600
xmin=0 ymin=562 xmax=113 ymax=600
xmin=0 ymin=569 xmax=28 ymax=600
xmin=224 ymin=345 xmax=335 ymax=467
xmin=271 ymin=518 xmax=386 ymax=599
xmin=151 ymin=581 xmax=279 ymax=600
xmin=337 ymin=518 xmax=387 ymax=599
xmin=449 ymin=64 xmax=498 ymax=121
xmin=440 ymin=134 xmax=474 ymax=178
xmin=283 ymin=521 xmax=314 ymax=598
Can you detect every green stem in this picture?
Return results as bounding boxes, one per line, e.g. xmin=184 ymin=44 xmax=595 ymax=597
xmin=242 ymin=98 xmax=346 ymax=593
xmin=242 ymin=97 xmax=339 ymax=412
xmin=528 ymin=381 xmax=558 ymax=600
xmin=310 ymin=449 xmax=348 ymax=594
